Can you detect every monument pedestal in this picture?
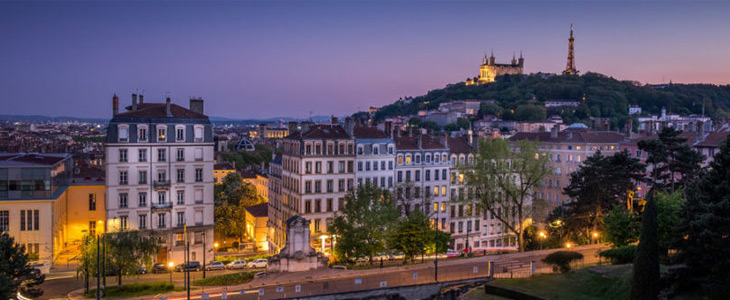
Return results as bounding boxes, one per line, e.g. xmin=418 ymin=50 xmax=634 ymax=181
xmin=268 ymin=216 xmax=328 ymax=272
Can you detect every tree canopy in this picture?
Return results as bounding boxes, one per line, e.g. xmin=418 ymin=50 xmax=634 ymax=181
xmin=0 ymin=232 xmax=45 ymax=299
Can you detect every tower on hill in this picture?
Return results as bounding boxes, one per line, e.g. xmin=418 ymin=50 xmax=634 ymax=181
xmin=465 ymin=51 xmax=524 ymax=86
xmin=563 ymin=24 xmax=579 ymax=75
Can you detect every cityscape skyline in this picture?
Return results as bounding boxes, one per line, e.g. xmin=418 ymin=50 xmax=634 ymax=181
xmin=2 ymin=1 xmax=730 ymax=119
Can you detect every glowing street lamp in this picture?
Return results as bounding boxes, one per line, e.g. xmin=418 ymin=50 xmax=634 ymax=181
xmin=538 ymin=231 xmax=547 ymax=250
xmin=167 ymin=261 xmax=174 ymax=284
xmin=565 ymin=242 xmax=572 ymax=248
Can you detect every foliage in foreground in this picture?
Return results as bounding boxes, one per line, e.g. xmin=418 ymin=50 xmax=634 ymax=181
xmin=192 ymin=272 xmax=254 ymax=286
xmin=630 ymin=193 xmax=660 ymax=300
xmin=0 ymin=232 xmax=45 ymax=299
xmin=542 ymin=251 xmax=584 ymax=273
xmin=85 ymin=282 xmax=179 ymax=298
xmin=599 ymin=245 xmax=637 ymax=265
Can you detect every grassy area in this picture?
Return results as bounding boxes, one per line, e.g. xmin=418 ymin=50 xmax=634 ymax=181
xmin=84 ymin=282 xmax=184 ymax=298
xmin=192 ymin=272 xmax=255 ymax=286
xmin=465 ymin=264 xmax=633 ymax=300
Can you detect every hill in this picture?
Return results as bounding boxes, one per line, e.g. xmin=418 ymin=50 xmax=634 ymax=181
xmin=372 ymin=73 xmax=730 ymax=129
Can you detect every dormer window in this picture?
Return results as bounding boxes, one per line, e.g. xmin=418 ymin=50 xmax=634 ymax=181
xmin=405 ymin=155 xmax=412 ymax=165
xmin=373 ymin=145 xmax=379 ymax=155
xmin=357 ymin=146 xmax=364 ymax=155
xmin=194 ymin=125 xmax=204 ymax=142
xmin=118 ymin=125 xmax=129 ymax=142
xmin=175 ymin=125 xmax=185 ymax=142
xmin=138 ymin=126 xmax=148 ymax=142
xmin=157 ymin=126 xmax=166 ymax=142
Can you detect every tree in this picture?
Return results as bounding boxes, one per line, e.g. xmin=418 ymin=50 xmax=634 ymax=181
xmin=478 ymin=102 xmax=503 ymax=118
xmin=464 ymin=138 xmax=551 ymax=251
xmin=387 ymin=210 xmax=432 ymax=262
xmin=214 ymin=173 xmax=266 ymax=243
xmin=514 ymin=104 xmax=546 ymax=121
xmin=105 ymin=231 xmax=158 ymax=286
xmin=603 ymin=205 xmax=640 ymax=247
xmin=630 ymin=192 xmax=661 ymax=300
xmin=563 ymin=150 xmax=645 ymax=239
xmin=673 ymin=135 xmax=730 ymax=297
xmin=214 ymin=203 xmax=248 ymax=244
xmin=638 ymin=127 xmax=705 ymax=193
xmin=330 ymin=184 xmax=399 ymax=263
xmin=542 ymin=251 xmax=584 ymax=273
xmin=0 ymin=232 xmax=45 ymax=299
xmin=654 ymin=191 xmax=684 ymax=255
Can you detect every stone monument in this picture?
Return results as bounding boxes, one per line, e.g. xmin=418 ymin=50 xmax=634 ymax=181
xmin=268 ymin=216 xmax=328 ymax=272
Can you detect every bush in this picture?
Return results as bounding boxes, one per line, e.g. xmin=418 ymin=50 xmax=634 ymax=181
xmin=599 ymin=245 xmax=636 ymax=265
xmin=85 ymin=282 xmax=179 ymax=298
xmin=192 ymin=272 xmax=254 ymax=286
xmin=542 ymin=251 xmax=584 ymax=273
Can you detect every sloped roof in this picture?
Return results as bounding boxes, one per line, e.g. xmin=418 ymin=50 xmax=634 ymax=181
xmin=245 ymin=202 xmax=269 ymax=218
xmin=115 ymin=103 xmax=208 ymax=119
xmin=285 ymin=125 xmax=351 ymax=140
xmin=394 ymin=135 xmax=446 ymax=150
xmin=448 ymin=136 xmax=473 ymax=154
xmin=214 ymin=162 xmax=235 ymax=170
xmin=353 ymin=126 xmax=387 ymax=139
xmin=695 ymin=131 xmax=729 ymax=148
xmin=0 ymin=153 xmax=70 ymax=167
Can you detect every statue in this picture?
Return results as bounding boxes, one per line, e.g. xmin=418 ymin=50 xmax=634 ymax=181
xmin=268 ymin=216 xmax=328 ymax=272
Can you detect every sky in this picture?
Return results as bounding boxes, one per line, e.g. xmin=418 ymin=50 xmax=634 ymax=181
xmin=1 ymin=1 xmax=729 ymax=119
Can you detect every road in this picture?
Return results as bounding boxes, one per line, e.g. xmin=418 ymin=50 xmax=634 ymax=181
xmin=43 ymin=244 xmax=605 ymax=300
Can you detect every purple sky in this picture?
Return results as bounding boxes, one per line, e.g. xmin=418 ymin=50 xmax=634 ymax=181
xmin=1 ymin=1 xmax=729 ymax=119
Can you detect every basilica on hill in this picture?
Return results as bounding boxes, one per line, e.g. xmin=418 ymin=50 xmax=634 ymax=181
xmin=465 ymin=25 xmax=578 ymax=86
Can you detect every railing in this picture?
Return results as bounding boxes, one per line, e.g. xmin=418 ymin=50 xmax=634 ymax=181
xmin=153 ymin=180 xmax=170 ymax=188
xmin=152 ymin=202 xmax=173 ymax=209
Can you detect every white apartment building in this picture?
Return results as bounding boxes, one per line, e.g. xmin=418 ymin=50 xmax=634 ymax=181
xmin=277 ymin=120 xmax=355 ymax=253
xmin=105 ymin=94 xmax=214 ymax=264
xmin=351 ymin=124 xmax=396 ymax=190
xmin=393 ymin=133 xmax=451 ymax=228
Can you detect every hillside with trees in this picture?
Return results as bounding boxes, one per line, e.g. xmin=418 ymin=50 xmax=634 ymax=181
xmin=372 ymin=73 xmax=730 ymax=129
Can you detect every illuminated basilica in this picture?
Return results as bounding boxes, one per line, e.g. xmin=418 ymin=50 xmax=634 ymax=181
xmin=465 ymin=52 xmax=524 ymax=85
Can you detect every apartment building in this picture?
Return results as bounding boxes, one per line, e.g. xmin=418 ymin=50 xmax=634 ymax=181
xmin=276 ymin=119 xmax=355 ymax=253
xmin=105 ymin=94 xmax=214 ymax=264
xmin=351 ymin=124 xmax=395 ymax=190
xmin=266 ymin=153 xmax=285 ymax=253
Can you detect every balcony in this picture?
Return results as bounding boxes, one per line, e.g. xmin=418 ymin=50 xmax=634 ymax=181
xmin=151 ymin=202 xmax=173 ymax=210
xmin=153 ymin=180 xmax=171 ymax=189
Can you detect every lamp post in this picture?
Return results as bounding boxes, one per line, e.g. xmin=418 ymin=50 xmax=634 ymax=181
xmin=538 ymin=231 xmax=546 ymax=250
xmin=168 ymin=261 xmax=174 ymax=284
xmin=592 ymin=232 xmax=599 ymax=244
xmin=202 ymin=232 xmax=206 ymax=279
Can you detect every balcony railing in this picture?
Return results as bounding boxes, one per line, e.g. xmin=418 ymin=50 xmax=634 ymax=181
xmin=153 ymin=180 xmax=170 ymax=188
xmin=151 ymin=202 xmax=173 ymax=210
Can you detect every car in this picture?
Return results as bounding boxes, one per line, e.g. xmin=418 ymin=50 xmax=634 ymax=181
xmin=175 ymin=261 xmax=201 ymax=272
xmin=389 ymin=252 xmax=405 ymax=260
xmin=152 ymin=263 xmax=169 ymax=274
xmin=247 ymin=259 xmax=268 ymax=269
xmin=446 ymin=249 xmax=459 ymax=258
xmin=226 ymin=260 xmax=247 ymax=270
xmin=374 ymin=253 xmax=390 ymax=261
xmin=331 ymin=265 xmax=347 ymax=270
xmin=205 ymin=261 xmax=226 ymax=271
xmin=136 ymin=266 xmax=148 ymax=274
xmin=355 ymin=256 xmax=369 ymax=263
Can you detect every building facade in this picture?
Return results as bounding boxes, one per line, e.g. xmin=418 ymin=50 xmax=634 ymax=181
xmin=352 ymin=125 xmax=396 ymax=191
xmin=275 ymin=120 xmax=355 ymax=253
xmin=105 ymin=94 xmax=214 ymax=264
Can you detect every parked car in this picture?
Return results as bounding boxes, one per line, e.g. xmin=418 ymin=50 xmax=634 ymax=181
xmin=136 ymin=266 xmax=148 ymax=274
xmin=205 ymin=261 xmax=226 ymax=271
xmin=446 ymin=249 xmax=459 ymax=258
xmin=247 ymin=259 xmax=268 ymax=269
xmin=374 ymin=253 xmax=390 ymax=261
xmin=355 ymin=256 xmax=369 ymax=263
xmin=389 ymin=252 xmax=405 ymax=260
xmin=152 ymin=263 xmax=169 ymax=274
xmin=226 ymin=260 xmax=247 ymax=270
xmin=175 ymin=261 xmax=201 ymax=272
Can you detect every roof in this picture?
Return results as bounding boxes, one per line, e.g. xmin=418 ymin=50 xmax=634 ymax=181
xmin=114 ymin=103 xmax=208 ymax=119
xmin=353 ymin=126 xmax=387 ymax=139
xmin=285 ymin=124 xmax=351 ymax=140
xmin=245 ymin=202 xmax=269 ymax=218
xmin=695 ymin=131 xmax=728 ymax=148
xmin=0 ymin=153 xmax=70 ymax=167
xmin=448 ymin=136 xmax=473 ymax=154
xmin=394 ymin=135 xmax=446 ymax=150
xmin=510 ymin=131 xmax=625 ymax=144
xmin=214 ymin=162 xmax=235 ymax=170
xmin=239 ymin=170 xmax=257 ymax=179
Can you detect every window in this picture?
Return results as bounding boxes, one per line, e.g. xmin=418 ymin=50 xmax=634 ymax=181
xmin=315 ymin=181 xmax=322 ymax=193
xmin=176 ymin=127 xmax=185 ymax=141
xmin=177 ymin=169 xmax=185 ymax=183
xmin=434 ymin=170 xmax=439 ymax=181
xmin=405 ymin=171 xmax=411 ymax=182
xmin=194 ymin=126 xmax=204 ymax=142
xmin=194 ymin=148 xmax=203 ymax=161
xmin=365 ymin=161 xmax=370 ymax=171
xmin=177 ymin=190 xmax=185 ymax=205
xmin=158 ymin=191 xmax=166 ymax=204
xmin=0 ymin=211 xmax=8 ymax=232
xmin=305 ymin=200 xmax=312 ymax=213
xmin=139 ymin=192 xmax=147 ymax=207
xmin=415 ymin=170 xmax=421 ymax=181
xmin=315 ymin=199 xmax=321 ymax=212
xmin=119 ymin=149 xmax=127 ymax=162
xmin=119 ymin=171 xmax=128 ymax=185
xmin=388 ymin=161 xmax=393 ymax=170
xmin=315 ymin=162 xmax=322 ymax=173
xmin=157 ymin=169 xmax=166 ymax=182
xmin=442 ymin=169 xmax=447 ymax=180
xmin=397 ymin=171 xmax=402 ymax=183
xmin=139 ymin=214 xmax=147 ymax=229
xmin=20 ymin=210 xmax=25 ymax=231
xmin=405 ymin=155 xmax=412 ymax=164
xmin=397 ymin=155 xmax=403 ymax=165
xmin=327 ymin=180 xmax=333 ymax=192
xmin=305 ymin=162 xmax=312 ymax=174
xmin=157 ymin=127 xmax=166 ymax=141
xmin=327 ymin=198 xmax=333 ymax=212
xmin=433 ymin=186 xmax=439 ymax=196
xmin=177 ymin=148 xmax=184 ymax=161
xmin=139 ymin=170 xmax=147 ymax=184
xmin=415 ymin=155 xmax=421 ymax=164
xmin=139 ymin=149 xmax=147 ymax=162
xmin=158 ymin=213 xmax=166 ymax=228
xmin=327 ymin=161 xmax=334 ymax=174
xmin=119 ymin=193 xmax=128 ymax=208
xmin=89 ymin=194 xmax=96 ymax=211
xmin=89 ymin=221 xmax=96 ymax=236
xmin=177 ymin=212 xmax=185 ymax=227
xmin=305 ymin=181 xmax=312 ymax=193
xmin=195 ymin=168 xmax=203 ymax=182
xmin=120 ymin=216 xmax=128 ymax=230
xmin=338 ymin=179 xmax=345 ymax=192
xmin=138 ymin=127 xmax=147 ymax=141
xmin=158 ymin=149 xmax=166 ymax=162
xmin=314 ymin=219 xmax=321 ymax=233
xmin=118 ymin=125 xmax=129 ymax=142
xmin=357 ymin=162 xmax=363 ymax=171
xmin=425 ymin=170 xmax=431 ymax=181
xmin=176 ymin=233 xmax=184 ymax=246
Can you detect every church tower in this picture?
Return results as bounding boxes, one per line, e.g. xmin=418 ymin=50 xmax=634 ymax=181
xmin=563 ymin=24 xmax=579 ymax=75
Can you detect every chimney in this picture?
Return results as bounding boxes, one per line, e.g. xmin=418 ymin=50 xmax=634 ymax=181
xmin=384 ymin=121 xmax=393 ymax=139
xmin=344 ymin=117 xmax=355 ymax=136
xmin=625 ymin=119 xmax=633 ymax=138
xmin=288 ymin=121 xmax=298 ymax=133
xmin=131 ymin=93 xmax=138 ymax=111
xmin=165 ymin=97 xmax=172 ymax=117
xmin=550 ymin=124 xmax=559 ymax=139
xmin=698 ymin=121 xmax=705 ymax=142
xmin=139 ymin=94 xmax=144 ymax=104
xmin=301 ymin=121 xmax=313 ymax=133
xmin=331 ymin=116 xmax=339 ymax=125
xmin=441 ymin=132 xmax=449 ymax=149
xmin=190 ymin=98 xmax=204 ymax=115
xmin=112 ymin=94 xmax=119 ymax=116
xmin=417 ymin=133 xmax=423 ymax=149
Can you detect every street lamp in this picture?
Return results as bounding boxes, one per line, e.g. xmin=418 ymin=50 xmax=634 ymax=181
xmin=538 ymin=231 xmax=547 ymax=250
xmin=168 ymin=261 xmax=174 ymax=284
xmin=565 ymin=242 xmax=572 ymax=248
xmin=592 ymin=232 xmax=599 ymax=244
